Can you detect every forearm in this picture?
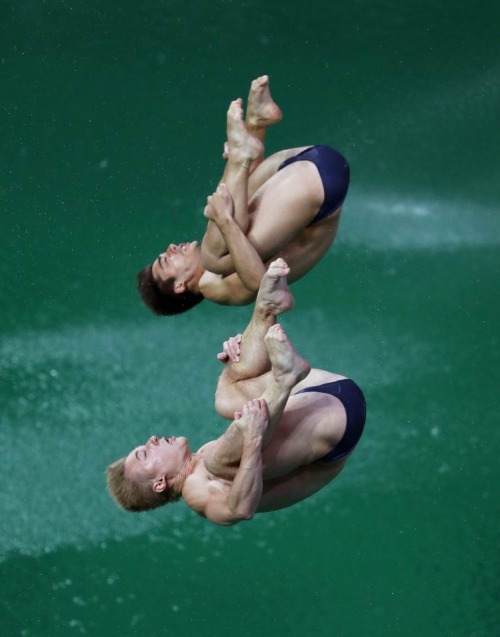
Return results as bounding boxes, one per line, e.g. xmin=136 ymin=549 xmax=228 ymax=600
xmin=201 ymin=219 xmax=236 ymax=266
xmin=204 ymin=422 xmax=245 ymax=479
xmin=208 ymin=217 xmax=266 ymax=290
xmin=202 ymin=158 xmax=250 ymax=264
xmin=227 ymin=435 xmax=263 ymax=520
xmin=201 ymin=227 xmax=233 ymax=273
xmin=201 ymin=167 xmax=251 ymax=269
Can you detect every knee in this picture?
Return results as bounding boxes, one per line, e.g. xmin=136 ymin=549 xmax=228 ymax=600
xmin=214 ymin=376 xmax=246 ymax=420
xmin=215 ymin=394 xmax=241 ymax=420
xmin=214 ymin=383 xmax=236 ymax=419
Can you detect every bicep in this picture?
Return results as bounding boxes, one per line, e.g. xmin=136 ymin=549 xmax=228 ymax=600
xmin=183 ymin=477 xmax=242 ymax=526
xmin=202 ymin=428 xmax=244 ymax=481
xmin=200 ymin=272 xmax=257 ymax=306
xmin=197 ymin=490 xmax=241 ymax=526
xmin=203 ymin=497 xmax=240 ymax=526
xmin=201 ymin=239 xmax=235 ymax=275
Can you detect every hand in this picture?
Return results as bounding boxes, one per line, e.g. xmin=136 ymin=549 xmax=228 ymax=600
xmin=217 ymin=333 xmax=242 ymax=363
xmin=234 ymin=398 xmax=269 ymax=438
xmin=203 ymin=183 xmax=234 ymax=224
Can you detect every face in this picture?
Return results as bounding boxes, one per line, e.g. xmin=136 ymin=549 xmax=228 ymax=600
xmin=124 ymin=435 xmax=191 ymax=486
xmin=151 ymin=241 xmax=201 ymax=292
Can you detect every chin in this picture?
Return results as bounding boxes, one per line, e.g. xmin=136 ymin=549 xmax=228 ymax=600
xmin=178 ymin=436 xmax=189 ymax=449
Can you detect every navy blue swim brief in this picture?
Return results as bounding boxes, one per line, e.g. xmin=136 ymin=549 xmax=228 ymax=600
xmin=296 ymin=378 xmax=366 ymax=462
xmin=278 ymin=145 xmax=350 ymax=224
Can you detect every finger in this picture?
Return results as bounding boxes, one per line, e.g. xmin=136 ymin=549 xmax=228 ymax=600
xmin=223 ymin=342 xmax=236 ymax=361
xmin=228 ymin=336 xmax=241 ymax=358
xmin=223 ymin=339 xmax=239 ymax=362
xmin=228 ymin=343 xmax=240 ymax=362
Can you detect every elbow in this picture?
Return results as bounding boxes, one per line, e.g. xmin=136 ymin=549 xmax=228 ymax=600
xmin=234 ymin=511 xmax=254 ymax=523
xmin=200 ymin=244 xmax=216 ymax=271
xmin=244 ymin=264 xmax=266 ymax=293
xmin=239 ymin=503 xmax=258 ymax=521
xmin=247 ymin=278 xmax=262 ymax=293
xmin=243 ymin=273 xmax=264 ymax=294
xmin=230 ymin=505 xmax=256 ymax=522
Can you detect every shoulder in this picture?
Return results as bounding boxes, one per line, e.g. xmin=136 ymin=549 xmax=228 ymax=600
xmin=199 ymin=271 xmax=256 ymax=305
xmin=182 ymin=470 xmax=236 ymax=527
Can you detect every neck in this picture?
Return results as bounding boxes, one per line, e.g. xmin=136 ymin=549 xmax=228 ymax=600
xmin=173 ymin=453 xmax=201 ymax=494
xmin=187 ymin=263 xmax=206 ymax=295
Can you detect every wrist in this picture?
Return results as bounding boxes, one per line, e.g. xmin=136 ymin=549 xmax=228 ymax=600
xmin=243 ymin=431 xmax=264 ymax=446
xmin=216 ymin=215 xmax=235 ymax=231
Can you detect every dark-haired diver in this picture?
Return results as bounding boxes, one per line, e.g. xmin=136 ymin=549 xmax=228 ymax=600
xmin=137 ymin=75 xmax=350 ymax=315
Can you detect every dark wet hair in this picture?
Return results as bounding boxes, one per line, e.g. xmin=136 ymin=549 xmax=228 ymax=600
xmin=136 ymin=265 xmax=204 ymax=316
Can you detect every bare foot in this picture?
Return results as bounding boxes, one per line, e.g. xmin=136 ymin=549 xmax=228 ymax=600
xmin=246 ymin=75 xmax=282 ymax=131
xmin=255 ymin=258 xmax=295 ymax=317
xmin=227 ymin=98 xmax=263 ymax=166
xmin=265 ymin=324 xmax=311 ymax=386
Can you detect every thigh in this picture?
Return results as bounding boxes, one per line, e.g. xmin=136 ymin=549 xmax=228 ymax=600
xmin=247 ymin=147 xmax=311 ymax=197
xmin=214 ymin=369 xmax=272 ymax=419
xmin=247 ymin=160 xmax=325 ymax=261
xmin=261 ymin=393 xmax=346 ymax=479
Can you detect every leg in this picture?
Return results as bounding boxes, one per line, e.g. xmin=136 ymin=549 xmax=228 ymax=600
xmin=221 ymin=74 xmax=282 ymax=226
xmin=214 ymin=258 xmax=294 ymax=418
xmin=244 ymin=74 xmax=282 ymax=171
xmin=247 ymin=146 xmax=308 ymax=198
xmin=245 ymin=158 xmax=326 ymax=261
xmin=221 ymin=75 xmax=282 ymax=174
xmin=201 ymin=76 xmax=282 ymax=265
xmin=205 ymin=323 xmax=311 ymax=480
xmin=220 ymin=98 xmax=262 ymax=235
xmin=201 ymin=99 xmax=261 ymax=269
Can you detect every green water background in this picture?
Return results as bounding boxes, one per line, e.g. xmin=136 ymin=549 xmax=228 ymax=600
xmin=1 ymin=1 xmax=499 ymax=635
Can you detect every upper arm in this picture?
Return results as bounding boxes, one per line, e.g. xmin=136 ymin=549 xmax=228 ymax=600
xmin=200 ymin=238 xmax=234 ymax=275
xmin=182 ymin=476 xmax=243 ymax=526
xmin=199 ymin=271 xmax=257 ymax=306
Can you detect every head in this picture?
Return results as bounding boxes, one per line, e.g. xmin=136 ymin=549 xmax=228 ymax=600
xmin=106 ymin=435 xmax=191 ymax=512
xmin=137 ymin=242 xmax=205 ymax=316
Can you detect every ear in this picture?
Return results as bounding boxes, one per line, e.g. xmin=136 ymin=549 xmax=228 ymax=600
xmin=152 ymin=475 xmax=168 ymax=493
xmin=173 ymin=280 xmax=186 ymax=294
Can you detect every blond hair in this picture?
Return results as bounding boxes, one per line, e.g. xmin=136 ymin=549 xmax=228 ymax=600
xmin=106 ymin=457 xmax=180 ymax=512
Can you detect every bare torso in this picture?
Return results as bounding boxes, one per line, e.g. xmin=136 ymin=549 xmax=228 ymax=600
xmin=183 ymin=368 xmax=350 ymax=518
xmin=199 ymin=152 xmax=343 ymax=305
